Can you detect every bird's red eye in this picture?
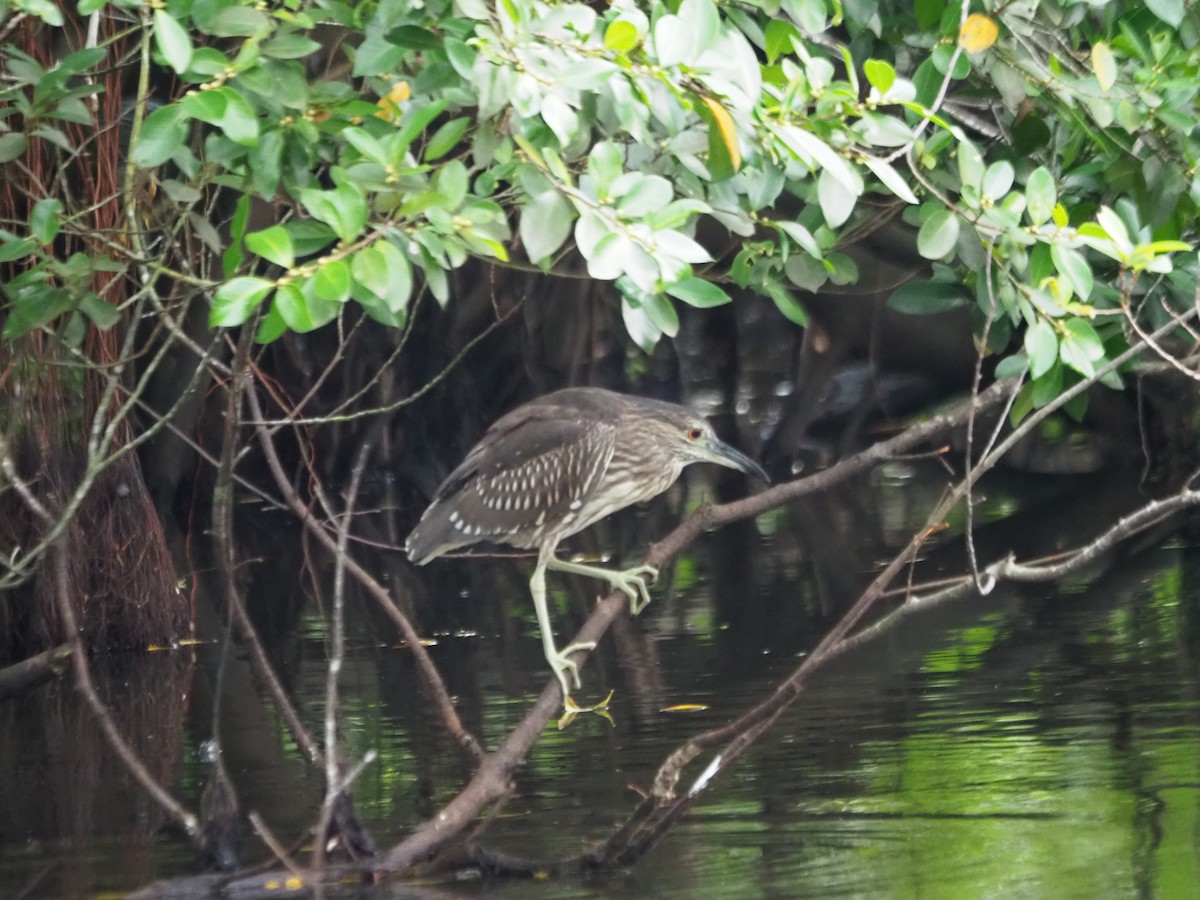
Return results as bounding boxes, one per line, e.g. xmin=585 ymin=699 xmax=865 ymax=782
xmin=686 ymin=426 xmax=703 ymax=441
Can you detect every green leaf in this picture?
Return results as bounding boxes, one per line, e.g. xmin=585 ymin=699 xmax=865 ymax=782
xmin=863 ymin=156 xmax=919 ymax=204
xmin=1009 ymin=381 xmax=1035 ymax=427
xmin=343 ymin=127 xmax=388 ymax=165
xmin=864 ymin=59 xmax=895 ymax=95
xmin=887 ymin=280 xmax=971 ymax=314
xmin=775 ymin=220 xmax=822 ymax=259
xmin=284 ymin=220 xmax=336 ymax=257
xmin=1031 ymin=362 xmax=1062 ymax=408
xmin=312 ymin=259 xmax=351 ymax=303
xmin=222 ymin=193 xmax=251 ymax=279
xmin=764 ymin=20 xmax=799 ymax=64
xmin=255 ymin=302 xmax=287 ymax=343
xmin=994 ymin=353 xmax=1028 ymax=379
xmin=1146 ymin=0 xmax=1184 ymax=27
xmin=153 ymin=10 xmax=193 ymax=75
xmin=3 ymin=284 xmax=73 ymax=339
xmin=957 ymin=140 xmax=984 ymax=191
xmin=350 ymin=245 xmax=389 ymax=299
xmin=681 ymin=0 xmax=720 ymax=54
xmin=783 ymin=252 xmax=827 ymax=292
xmin=216 ymin=88 xmax=259 ymax=146
xmin=395 ymin=99 xmax=450 ymax=157
xmin=520 ymin=190 xmax=574 ymax=264
xmin=1142 ymin=240 xmax=1191 ymax=254
xmin=604 ymin=19 xmax=639 ymax=53
xmin=181 ymin=87 xmax=259 ymax=147
xmin=1059 ymin=318 xmax=1105 ymax=377
xmin=1024 ymin=319 xmax=1058 ymax=378
xmin=298 ymin=184 xmax=367 ymax=244
xmin=29 ymin=198 xmax=62 ymax=245
xmin=1091 ymin=42 xmax=1117 ymax=91
xmin=587 ymin=141 xmax=624 ymax=192
xmin=0 ymin=133 xmax=27 ymax=163
xmin=1025 ymin=167 xmax=1056 ymax=226
xmin=1095 ymin=206 xmax=1133 ymax=256
xmin=654 ymin=14 xmax=690 ymax=67
xmin=245 ymin=226 xmax=294 ymax=269
xmin=767 ymin=283 xmax=809 ymax=326
xmin=250 ymin=129 xmax=283 ymax=198
xmin=434 ymin=160 xmax=468 ymax=210
xmin=646 ymin=199 xmax=710 ymax=232
xmin=665 ymin=277 xmax=731 ymax=308
xmin=79 ymin=293 xmax=120 ymax=330
xmin=262 ymin=33 xmax=321 ymax=59
xmin=616 ymin=175 xmax=673 ymax=218
xmin=211 ymin=277 xmax=274 ymax=326
xmin=1050 ymin=244 xmax=1093 ymax=300
xmin=917 ymin=208 xmax=960 ymax=260
xmin=385 ymin=25 xmax=443 ymax=50
xmin=817 ymin=167 xmax=856 ymax=228
xmin=374 ymin=240 xmax=413 ymax=312
xmin=181 ymin=88 xmax=227 ymax=125
xmin=620 ymin=294 xmax=662 ymax=353
xmin=981 ymin=160 xmax=1014 ymax=201
xmin=444 ymin=39 xmax=476 ymax=80
xmin=424 ymin=117 xmax=470 ymax=161
xmin=131 ymin=104 xmax=188 ymax=168
xmin=0 ymin=238 xmax=37 ymax=263
xmin=274 ymin=281 xmax=337 ymax=332
xmin=642 ymin=293 xmax=679 ymax=338
xmin=77 ymin=0 xmax=107 ymax=13
xmin=203 ymin=6 xmax=268 ymax=37
xmin=19 ymin=0 xmax=63 ymax=25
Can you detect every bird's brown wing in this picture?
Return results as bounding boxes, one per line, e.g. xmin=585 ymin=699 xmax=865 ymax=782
xmin=407 ymin=406 xmax=615 ymax=561
xmin=433 ymin=396 xmax=611 ymax=502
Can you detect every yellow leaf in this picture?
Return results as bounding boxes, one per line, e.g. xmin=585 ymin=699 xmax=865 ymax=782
xmin=958 ymin=13 xmax=999 ymax=53
xmin=660 ymin=703 xmax=710 ymax=712
xmin=1092 ymin=41 xmax=1116 ymax=91
xmin=375 ymin=81 xmax=411 ymax=122
xmin=284 ymin=876 xmax=304 ymax=890
xmin=700 ymin=94 xmax=742 ymax=172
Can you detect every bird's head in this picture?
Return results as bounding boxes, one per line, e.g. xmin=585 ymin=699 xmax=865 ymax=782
xmin=640 ymin=405 xmax=770 ymax=483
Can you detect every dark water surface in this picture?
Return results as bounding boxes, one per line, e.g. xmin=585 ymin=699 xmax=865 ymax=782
xmin=2 ymin=464 xmax=1200 ymax=898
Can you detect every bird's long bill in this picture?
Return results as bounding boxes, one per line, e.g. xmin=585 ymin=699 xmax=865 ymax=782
xmin=702 ymin=437 xmax=771 ymax=483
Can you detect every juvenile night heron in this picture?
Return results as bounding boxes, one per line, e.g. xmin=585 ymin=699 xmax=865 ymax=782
xmin=405 ymin=387 xmax=768 ymax=716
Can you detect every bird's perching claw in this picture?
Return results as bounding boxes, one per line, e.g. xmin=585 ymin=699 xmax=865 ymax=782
xmin=558 ymin=690 xmax=615 ymax=730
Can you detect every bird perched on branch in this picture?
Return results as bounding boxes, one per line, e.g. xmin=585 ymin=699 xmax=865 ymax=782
xmin=406 ymin=387 xmax=768 ymax=722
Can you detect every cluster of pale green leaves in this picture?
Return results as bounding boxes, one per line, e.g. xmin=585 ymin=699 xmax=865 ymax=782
xmin=1 ymin=0 xmax=1197 ymax=422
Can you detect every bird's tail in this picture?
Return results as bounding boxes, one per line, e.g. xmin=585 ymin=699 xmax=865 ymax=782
xmin=405 ymin=508 xmax=448 ymax=565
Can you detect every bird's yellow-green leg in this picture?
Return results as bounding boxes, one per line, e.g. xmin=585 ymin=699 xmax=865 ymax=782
xmin=548 ymin=558 xmax=659 ymax=616
xmin=530 ymin=553 xmax=595 ymax=712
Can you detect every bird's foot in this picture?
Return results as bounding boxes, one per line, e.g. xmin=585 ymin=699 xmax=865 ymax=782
xmin=558 ymin=690 xmax=615 ymax=730
xmin=547 ymin=640 xmax=597 ymax=696
xmin=610 ymin=564 xmax=658 ymax=616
